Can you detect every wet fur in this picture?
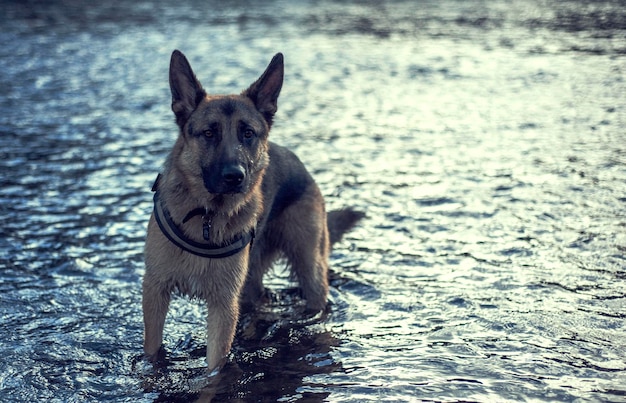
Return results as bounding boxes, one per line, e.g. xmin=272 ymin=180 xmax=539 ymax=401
xmin=143 ymin=50 xmax=363 ymax=371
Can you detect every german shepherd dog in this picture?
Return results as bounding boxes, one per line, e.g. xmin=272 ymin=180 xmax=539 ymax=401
xmin=143 ymin=50 xmax=363 ymax=371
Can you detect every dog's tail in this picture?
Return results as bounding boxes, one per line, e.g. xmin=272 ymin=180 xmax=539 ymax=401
xmin=327 ymin=208 xmax=365 ymax=245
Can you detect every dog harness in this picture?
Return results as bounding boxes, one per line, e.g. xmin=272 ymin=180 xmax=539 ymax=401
xmin=151 ymin=174 xmax=255 ymax=259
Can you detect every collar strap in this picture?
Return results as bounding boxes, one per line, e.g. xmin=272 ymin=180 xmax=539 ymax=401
xmin=183 ymin=207 xmax=207 ymax=224
xmin=152 ymin=190 xmax=254 ymax=259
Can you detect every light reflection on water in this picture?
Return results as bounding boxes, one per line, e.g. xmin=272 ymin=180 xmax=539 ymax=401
xmin=1 ymin=0 xmax=625 ymax=401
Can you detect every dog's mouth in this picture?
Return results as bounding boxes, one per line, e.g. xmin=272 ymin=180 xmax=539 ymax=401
xmin=203 ymin=180 xmax=247 ymax=195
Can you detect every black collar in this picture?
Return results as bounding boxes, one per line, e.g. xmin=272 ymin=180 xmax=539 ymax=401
xmin=151 ymin=176 xmax=254 ymax=259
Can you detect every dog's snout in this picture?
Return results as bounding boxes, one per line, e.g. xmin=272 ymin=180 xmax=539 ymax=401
xmin=222 ymin=165 xmax=246 ymax=185
xmin=202 ymin=163 xmax=247 ymax=194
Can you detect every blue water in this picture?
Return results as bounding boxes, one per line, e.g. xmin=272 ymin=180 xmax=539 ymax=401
xmin=1 ymin=1 xmax=625 ymax=401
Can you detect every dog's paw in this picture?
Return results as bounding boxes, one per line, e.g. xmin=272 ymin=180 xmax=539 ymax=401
xmin=142 ymin=345 xmax=167 ymax=366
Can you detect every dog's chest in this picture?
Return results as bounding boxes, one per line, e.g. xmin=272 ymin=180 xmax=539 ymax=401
xmin=172 ymin=254 xmax=246 ymax=300
xmin=174 ymin=273 xmax=207 ymax=299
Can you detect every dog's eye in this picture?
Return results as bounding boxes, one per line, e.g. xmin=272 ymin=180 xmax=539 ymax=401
xmin=244 ymin=129 xmax=255 ymax=139
xmin=204 ymin=129 xmax=214 ymax=138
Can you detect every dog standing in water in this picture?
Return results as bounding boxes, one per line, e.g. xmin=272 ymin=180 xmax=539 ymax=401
xmin=143 ymin=50 xmax=363 ymax=371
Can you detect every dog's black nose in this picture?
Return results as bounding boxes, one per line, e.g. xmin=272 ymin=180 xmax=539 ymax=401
xmin=221 ymin=165 xmax=245 ymax=185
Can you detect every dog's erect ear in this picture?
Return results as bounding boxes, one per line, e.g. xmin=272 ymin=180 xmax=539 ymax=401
xmin=243 ymin=53 xmax=284 ymax=127
xmin=169 ymin=50 xmax=206 ymax=127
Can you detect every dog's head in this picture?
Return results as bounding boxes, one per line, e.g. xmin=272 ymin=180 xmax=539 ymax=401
xmin=167 ymin=50 xmax=283 ymax=198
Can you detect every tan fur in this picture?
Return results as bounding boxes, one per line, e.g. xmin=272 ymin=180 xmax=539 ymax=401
xmin=142 ymin=50 xmax=363 ymax=371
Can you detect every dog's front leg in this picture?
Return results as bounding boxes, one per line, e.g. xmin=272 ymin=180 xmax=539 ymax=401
xmin=205 ymin=298 xmax=239 ymax=371
xmin=142 ymin=279 xmax=171 ymax=360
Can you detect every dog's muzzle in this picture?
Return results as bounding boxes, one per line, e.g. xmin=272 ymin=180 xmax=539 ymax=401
xmin=221 ymin=164 xmax=246 ymax=189
xmin=203 ymin=164 xmax=247 ymax=194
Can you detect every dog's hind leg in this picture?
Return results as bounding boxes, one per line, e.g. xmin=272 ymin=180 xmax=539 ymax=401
xmin=279 ymin=192 xmax=331 ymax=312
xmin=241 ymin=235 xmax=280 ymax=311
xmin=290 ymin=250 xmax=330 ymax=312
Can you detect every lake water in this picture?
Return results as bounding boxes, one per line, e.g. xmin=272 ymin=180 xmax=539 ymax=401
xmin=1 ymin=1 xmax=625 ymax=401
